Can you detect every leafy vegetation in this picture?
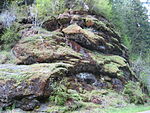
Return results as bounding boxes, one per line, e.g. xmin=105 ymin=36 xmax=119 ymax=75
xmin=36 ymin=0 xmax=66 ymax=17
xmin=132 ymin=55 xmax=150 ymax=94
xmin=86 ymin=0 xmax=112 ymax=18
xmin=111 ymin=0 xmax=150 ymax=58
xmin=49 ymin=81 xmax=82 ymax=106
xmin=123 ymin=81 xmax=147 ymax=104
xmin=0 ymin=23 xmax=20 ymax=50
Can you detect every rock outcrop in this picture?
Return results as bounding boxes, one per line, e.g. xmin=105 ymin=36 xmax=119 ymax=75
xmin=0 ymin=10 xmax=137 ymax=111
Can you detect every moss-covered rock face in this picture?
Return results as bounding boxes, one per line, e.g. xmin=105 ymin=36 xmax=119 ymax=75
xmin=0 ymin=10 xmax=139 ymax=111
xmin=0 ymin=63 xmax=73 ymax=110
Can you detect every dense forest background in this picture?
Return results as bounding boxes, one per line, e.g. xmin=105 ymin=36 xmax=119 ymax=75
xmin=0 ymin=0 xmax=150 ymax=90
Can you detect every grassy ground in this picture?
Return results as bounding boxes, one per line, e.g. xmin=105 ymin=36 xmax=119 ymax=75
xmin=101 ymin=105 xmax=150 ymax=113
xmin=73 ymin=104 xmax=150 ymax=113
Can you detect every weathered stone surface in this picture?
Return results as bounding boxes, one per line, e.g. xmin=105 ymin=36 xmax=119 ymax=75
xmin=0 ymin=63 xmax=73 ymax=110
xmin=0 ymin=10 xmax=137 ymax=111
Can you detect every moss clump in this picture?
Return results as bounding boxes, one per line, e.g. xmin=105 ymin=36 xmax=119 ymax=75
xmin=91 ymin=52 xmax=127 ymax=67
xmin=0 ymin=73 xmax=31 ymax=82
xmin=103 ymin=62 xmax=120 ymax=74
xmin=0 ymin=67 xmax=32 ymax=82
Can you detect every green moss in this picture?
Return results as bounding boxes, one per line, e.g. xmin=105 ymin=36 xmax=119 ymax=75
xmin=22 ymin=35 xmax=41 ymax=43
xmin=95 ymin=20 xmax=107 ymax=28
xmin=82 ymin=29 xmax=106 ymax=43
xmin=91 ymin=52 xmax=129 ymax=77
xmin=0 ymin=63 xmax=73 ymax=83
xmin=48 ymin=62 xmax=73 ymax=76
xmin=103 ymin=62 xmax=120 ymax=74
xmin=49 ymin=81 xmax=82 ymax=106
xmin=56 ymin=45 xmax=83 ymax=58
xmin=94 ymin=20 xmax=119 ymax=38
xmin=48 ymin=77 xmax=129 ymax=113
xmin=21 ymin=28 xmax=53 ymax=43
xmin=0 ymin=74 xmax=31 ymax=82
xmin=91 ymin=52 xmax=127 ymax=66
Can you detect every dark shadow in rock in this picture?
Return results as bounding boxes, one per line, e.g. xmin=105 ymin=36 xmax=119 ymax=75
xmin=42 ymin=18 xmax=61 ymax=31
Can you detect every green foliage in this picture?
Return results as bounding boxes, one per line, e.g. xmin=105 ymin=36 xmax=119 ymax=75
xmin=123 ymin=81 xmax=147 ymax=104
xmin=122 ymin=35 xmax=132 ymax=52
xmin=36 ymin=0 xmax=112 ymax=18
xmin=86 ymin=0 xmax=112 ymax=18
xmin=132 ymin=55 xmax=150 ymax=95
xmin=1 ymin=103 xmax=16 ymax=111
xmin=49 ymin=82 xmax=82 ymax=106
xmin=0 ymin=23 xmax=20 ymax=50
xmin=36 ymin=0 xmax=66 ymax=17
xmin=111 ymin=0 xmax=150 ymax=57
xmin=49 ymin=84 xmax=68 ymax=105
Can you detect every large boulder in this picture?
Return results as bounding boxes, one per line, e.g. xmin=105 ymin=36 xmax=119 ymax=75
xmin=0 ymin=10 xmax=137 ymax=110
xmin=0 ymin=63 xmax=73 ymax=110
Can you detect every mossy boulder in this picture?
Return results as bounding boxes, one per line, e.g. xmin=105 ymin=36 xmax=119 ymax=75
xmin=0 ymin=63 xmax=73 ymax=110
xmin=0 ymin=10 xmax=139 ymax=111
xmin=42 ymin=10 xmax=128 ymax=59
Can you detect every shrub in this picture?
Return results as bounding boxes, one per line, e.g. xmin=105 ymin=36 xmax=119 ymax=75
xmin=132 ymin=55 xmax=150 ymax=94
xmin=123 ymin=81 xmax=147 ymax=104
xmin=0 ymin=23 xmax=20 ymax=50
xmin=49 ymin=82 xmax=82 ymax=106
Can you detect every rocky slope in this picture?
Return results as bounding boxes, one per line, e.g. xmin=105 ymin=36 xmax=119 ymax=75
xmin=0 ymin=10 xmax=141 ymax=111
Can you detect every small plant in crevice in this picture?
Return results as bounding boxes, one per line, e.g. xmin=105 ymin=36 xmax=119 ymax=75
xmin=49 ymin=81 xmax=82 ymax=106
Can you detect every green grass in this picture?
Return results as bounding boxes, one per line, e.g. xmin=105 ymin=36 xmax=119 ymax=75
xmin=103 ymin=105 xmax=150 ymax=113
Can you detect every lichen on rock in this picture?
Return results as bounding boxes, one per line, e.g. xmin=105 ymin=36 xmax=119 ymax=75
xmin=0 ymin=10 xmax=141 ymax=111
